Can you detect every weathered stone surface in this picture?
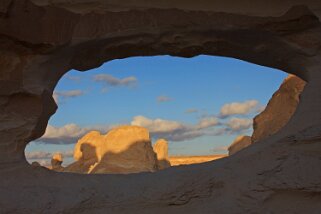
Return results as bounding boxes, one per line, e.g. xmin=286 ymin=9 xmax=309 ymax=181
xmin=153 ymin=139 xmax=171 ymax=170
xmin=228 ymin=136 xmax=252 ymax=155
xmin=66 ymin=126 xmax=158 ymax=174
xmin=252 ymin=75 xmax=306 ymax=143
xmin=1 ymin=1 xmax=321 ymax=213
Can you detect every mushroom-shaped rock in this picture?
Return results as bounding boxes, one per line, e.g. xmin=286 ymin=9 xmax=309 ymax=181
xmin=228 ymin=136 xmax=252 ymax=156
xmin=66 ymin=125 xmax=158 ymax=174
xmin=153 ymin=139 xmax=171 ymax=170
xmin=51 ymin=153 xmax=64 ymax=172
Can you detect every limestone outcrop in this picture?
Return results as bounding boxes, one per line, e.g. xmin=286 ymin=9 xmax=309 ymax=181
xmin=153 ymin=139 xmax=171 ymax=170
xmin=65 ymin=126 xmax=158 ymax=174
xmin=252 ymin=75 xmax=306 ymax=143
xmin=1 ymin=1 xmax=321 ymax=213
xmin=228 ymin=136 xmax=252 ymax=155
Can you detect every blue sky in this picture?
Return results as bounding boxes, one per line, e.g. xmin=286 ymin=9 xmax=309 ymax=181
xmin=25 ymin=55 xmax=287 ymax=166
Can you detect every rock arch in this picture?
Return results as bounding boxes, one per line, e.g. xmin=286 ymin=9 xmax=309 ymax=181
xmin=1 ymin=0 xmax=321 ymax=213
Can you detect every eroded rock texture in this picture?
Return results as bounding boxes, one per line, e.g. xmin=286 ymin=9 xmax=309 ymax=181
xmin=1 ymin=0 xmax=321 ymax=213
xmin=65 ymin=126 xmax=158 ymax=174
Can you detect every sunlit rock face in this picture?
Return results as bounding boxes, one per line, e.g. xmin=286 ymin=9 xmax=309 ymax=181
xmin=252 ymin=75 xmax=306 ymax=143
xmin=1 ymin=0 xmax=321 ymax=213
xmin=228 ymin=136 xmax=252 ymax=156
xmin=153 ymin=139 xmax=171 ymax=170
xmin=65 ymin=126 xmax=158 ymax=174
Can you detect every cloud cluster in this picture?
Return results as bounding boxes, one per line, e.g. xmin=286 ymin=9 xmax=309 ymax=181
xmin=37 ymin=115 xmax=253 ymax=144
xmin=37 ymin=98 xmax=260 ymax=144
xmin=38 ymin=124 xmax=111 ymax=144
xmin=131 ymin=115 xmax=219 ymax=141
xmin=220 ymin=100 xmax=259 ymax=117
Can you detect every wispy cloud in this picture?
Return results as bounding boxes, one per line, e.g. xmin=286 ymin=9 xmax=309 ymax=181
xmin=157 ymin=95 xmax=173 ymax=103
xmin=53 ymin=90 xmax=84 ymax=104
xmin=220 ymin=100 xmax=259 ymax=117
xmin=93 ymin=74 xmax=137 ymax=89
xmin=226 ymin=117 xmax=253 ymax=131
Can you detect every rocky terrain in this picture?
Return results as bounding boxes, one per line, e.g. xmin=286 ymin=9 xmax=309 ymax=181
xmin=51 ymin=128 xmax=223 ymax=173
xmin=1 ymin=0 xmax=321 ymax=213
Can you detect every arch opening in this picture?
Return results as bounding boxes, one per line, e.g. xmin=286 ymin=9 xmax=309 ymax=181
xmin=24 ymin=55 xmax=301 ymax=174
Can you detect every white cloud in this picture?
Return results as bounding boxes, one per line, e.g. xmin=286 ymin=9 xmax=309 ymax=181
xmin=38 ymin=124 xmax=111 ymax=144
xmin=56 ymin=90 xmax=84 ymax=98
xmin=157 ymin=96 xmax=172 ymax=103
xmin=26 ymin=150 xmax=73 ymax=160
xmin=226 ymin=118 xmax=253 ymax=131
xmin=131 ymin=115 xmax=219 ymax=141
xmin=93 ymin=74 xmax=137 ymax=87
xmin=53 ymin=90 xmax=84 ymax=104
xmin=220 ymin=100 xmax=259 ymax=117
xmin=26 ymin=151 xmax=52 ymax=159
xmin=131 ymin=116 xmax=183 ymax=133
xmin=196 ymin=117 xmax=219 ymax=129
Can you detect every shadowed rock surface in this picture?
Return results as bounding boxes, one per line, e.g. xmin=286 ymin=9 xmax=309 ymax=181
xmin=153 ymin=139 xmax=171 ymax=170
xmin=65 ymin=125 xmax=158 ymax=174
xmin=1 ymin=0 xmax=321 ymax=213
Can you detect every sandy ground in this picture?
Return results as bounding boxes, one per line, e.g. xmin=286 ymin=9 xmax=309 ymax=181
xmin=169 ymin=155 xmax=227 ymax=166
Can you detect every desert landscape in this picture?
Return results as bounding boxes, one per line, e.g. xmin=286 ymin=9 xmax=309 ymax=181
xmin=1 ymin=0 xmax=321 ymax=213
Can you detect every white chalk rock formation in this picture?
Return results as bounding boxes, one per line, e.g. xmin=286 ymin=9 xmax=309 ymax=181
xmin=66 ymin=125 xmax=158 ymax=174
